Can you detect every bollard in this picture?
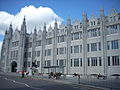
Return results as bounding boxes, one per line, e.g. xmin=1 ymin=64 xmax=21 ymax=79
xmin=64 ymin=74 xmax=66 ymax=80
xmin=78 ymin=75 xmax=80 ymax=84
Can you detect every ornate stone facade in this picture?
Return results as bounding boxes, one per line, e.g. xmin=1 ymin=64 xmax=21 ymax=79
xmin=0 ymin=8 xmax=120 ymax=76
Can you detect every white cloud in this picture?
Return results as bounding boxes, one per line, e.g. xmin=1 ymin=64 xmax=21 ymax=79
xmin=0 ymin=5 xmax=64 ymax=35
xmin=0 ymin=41 xmax=2 ymax=58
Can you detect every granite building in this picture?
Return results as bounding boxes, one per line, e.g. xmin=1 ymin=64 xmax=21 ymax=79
xmin=0 ymin=8 xmax=120 ymax=76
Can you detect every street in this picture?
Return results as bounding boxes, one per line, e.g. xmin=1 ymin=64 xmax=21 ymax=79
xmin=0 ymin=73 xmax=81 ymax=90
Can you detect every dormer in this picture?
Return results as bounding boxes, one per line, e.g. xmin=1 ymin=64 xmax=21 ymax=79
xmin=73 ymin=19 xmax=81 ymax=30
xmin=37 ymin=29 xmax=42 ymax=39
xmin=108 ymin=9 xmax=119 ymax=22
xmin=89 ymin=14 xmax=99 ymax=26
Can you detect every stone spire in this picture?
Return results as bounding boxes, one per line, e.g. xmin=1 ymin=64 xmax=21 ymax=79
xmin=8 ymin=22 xmax=13 ymax=38
xmin=82 ymin=12 xmax=87 ymax=22
xmin=100 ymin=8 xmax=104 ymax=17
xmin=34 ymin=26 xmax=37 ymax=34
xmin=43 ymin=22 xmax=46 ymax=32
xmin=21 ymin=16 xmax=26 ymax=34
xmin=54 ymin=19 xmax=58 ymax=29
xmin=67 ymin=16 xmax=71 ymax=26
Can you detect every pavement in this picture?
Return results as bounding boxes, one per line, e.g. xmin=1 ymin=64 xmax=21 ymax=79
xmin=0 ymin=72 xmax=120 ymax=90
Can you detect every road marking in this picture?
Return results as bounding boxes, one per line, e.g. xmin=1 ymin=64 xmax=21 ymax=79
xmin=30 ymin=87 xmax=44 ymax=90
xmin=3 ymin=77 xmax=44 ymax=90
xmin=25 ymin=84 xmax=30 ymax=87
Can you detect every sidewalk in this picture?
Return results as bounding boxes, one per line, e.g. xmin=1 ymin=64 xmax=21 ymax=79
xmin=29 ymin=74 xmax=120 ymax=90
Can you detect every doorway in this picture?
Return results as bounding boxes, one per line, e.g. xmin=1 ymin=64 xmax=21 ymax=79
xmin=11 ymin=61 xmax=17 ymax=72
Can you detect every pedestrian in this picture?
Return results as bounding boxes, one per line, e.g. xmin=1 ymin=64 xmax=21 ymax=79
xmin=21 ymin=70 xmax=24 ymax=78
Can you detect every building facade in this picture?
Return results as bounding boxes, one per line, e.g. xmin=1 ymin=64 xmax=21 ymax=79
xmin=0 ymin=8 xmax=120 ymax=76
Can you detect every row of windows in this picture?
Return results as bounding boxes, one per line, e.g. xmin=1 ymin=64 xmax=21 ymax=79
xmin=109 ymin=16 xmax=116 ymax=22
xmin=108 ymin=56 xmax=120 ymax=66
xmin=56 ymin=59 xmax=66 ymax=66
xmin=87 ymin=42 xmax=101 ymax=52
xmin=87 ymin=28 xmax=101 ymax=38
xmin=36 ymin=40 xmax=41 ymax=46
xmin=45 ymin=49 xmax=52 ymax=56
xmin=71 ymin=45 xmax=82 ymax=53
xmin=27 ymin=61 xmax=40 ymax=67
xmin=46 ymin=38 xmax=52 ymax=45
xmin=107 ymin=40 xmax=119 ymax=50
xmin=12 ymin=41 xmax=19 ymax=47
xmin=11 ymin=50 xmax=18 ymax=59
xmin=24 ymin=52 xmax=32 ymax=58
xmin=88 ymin=57 xmax=102 ymax=66
xmin=57 ymin=35 xmax=66 ymax=43
xmin=35 ymin=51 xmax=40 ymax=57
xmin=71 ymin=32 xmax=82 ymax=40
xmin=57 ymin=47 xmax=66 ymax=55
xmin=106 ymin=24 xmax=119 ymax=35
xmin=45 ymin=60 xmax=51 ymax=67
xmin=71 ymin=58 xmax=82 ymax=67
xmin=28 ymin=42 xmax=32 ymax=48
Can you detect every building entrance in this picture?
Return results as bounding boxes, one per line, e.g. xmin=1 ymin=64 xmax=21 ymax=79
xmin=11 ymin=61 xmax=17 ymax=72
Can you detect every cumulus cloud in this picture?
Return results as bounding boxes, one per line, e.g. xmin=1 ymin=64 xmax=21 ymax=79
xmin=0 ymin=41 xmax=2 ymax=58
xmin=0 ymin=5 xmax=64 ymax=35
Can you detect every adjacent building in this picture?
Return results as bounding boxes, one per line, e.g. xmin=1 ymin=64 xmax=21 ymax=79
xmin=0 ymin=8 xmax=120 ymax=76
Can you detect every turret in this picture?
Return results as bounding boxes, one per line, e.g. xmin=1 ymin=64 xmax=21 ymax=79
xmin=67 ymin=16 xmax=71 ymax=26
xmin=82 ymin=12 xmax=87 ymax=22
xmin=8 ymin=23 xmax=13 ymax=38
xmin=43 ymin=22 xmax=46 ymax=32
xmin=21 ymin=16 xmax=27 ymax=35
xmin=100 ymin=8 xmax=104 ymax=17
xmin=54 ymin=19 xmax=58 ymax=30
xmin=34 ymin=26 xmax=37 ymax=35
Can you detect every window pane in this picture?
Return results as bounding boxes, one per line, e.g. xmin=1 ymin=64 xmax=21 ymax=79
xmin=74 ymin=45 xmax=79 ymax=53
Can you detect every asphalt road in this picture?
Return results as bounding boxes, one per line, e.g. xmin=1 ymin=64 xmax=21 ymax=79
xmin=0 ymin=74 xmax=82 ymax=90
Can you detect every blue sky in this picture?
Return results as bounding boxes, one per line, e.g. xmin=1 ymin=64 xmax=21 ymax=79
xmin=0 ymin=0 xmax=120 ymax=46
xmin=0 ymin=0 xmax=120 ymax=21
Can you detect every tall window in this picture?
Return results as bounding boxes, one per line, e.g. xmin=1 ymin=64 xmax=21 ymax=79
xmin=71 ymin=32 xmax=82 ymax=40
xmin=74 ymin=45 xmax=79 ymax=53
xmin=71 ymin=46 xmax=73 ymax=53
xmin=74 ymin=58 xmax=79 ymax=67
xmin=112 ymin=56 xmax=119 ymax=66
xmin=71 ymin=59 xmax=73 ymax=67
xmin=28 ymin=42 xmax=32 ymax=48
xmin=37 ymin=61 xmax=40 ymax=67
xmin=98 ymin=42 xmax=101 ymax=51
xmin=87 ymin=44 xmax=90 ymax=52
xmin=91 ymin=43 xmax=97 ymax=51
xmin=88 ymin=58 xmax=90 ymax=66
xmin=99 ymin=57 xmax=102 ymax=66
xmin=12 ymin=41 xmax=19 ymax=47
xmin=46 ymin=38 xmax=52 ymax=45
xmin=37 ymin=51 xmax=40 ymax=57
xmin=59 ymin=60 xmax=64 ymax=66
xmin=36 ymin=40 xmax=41 ymax=46
xmin=74 ymin=32 xmax=79 ymax=40
xmin=45 ymin=49 xmax=52 ymax=56
xmin=48 ymin=49 xmax=51 ymax=56
xmin=58 ymin=35 xmax=66 ymax=43
xmin=80 ymin=45 xmax=82 ymax=53
xmin=111 ymin=40 xmax=119 ymax=49
xmin=28 ymin=52 xmax=31 ymax=57
xmin=80 ymin=58 xmax=82 ymax=67
xmin=108 ymin=56 xmax=110 ymax=66
xmin=47 ymin=60 xmax=51 ymax=67
xmin=27 ymin=62 xmax=30 ymax=67
xmin=59 ymin=47 xmax=64 ymax=54
xmin=91 ymin=57 xmax=97 ymax=66
xmin=107 ymin=41 xmax=110 ymax=50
